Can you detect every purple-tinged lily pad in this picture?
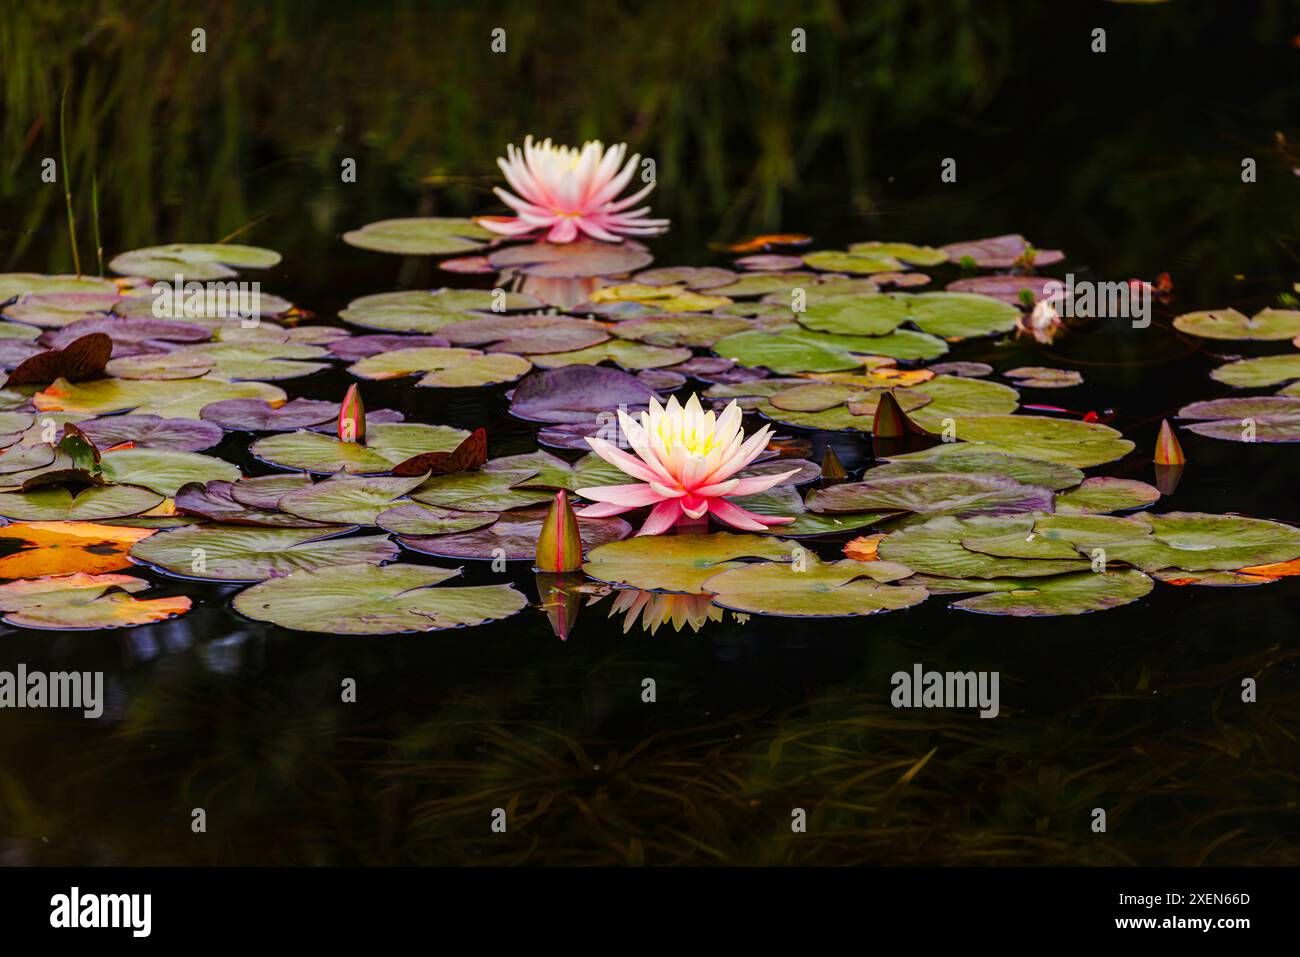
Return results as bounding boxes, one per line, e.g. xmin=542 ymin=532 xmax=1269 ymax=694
xmin=77 ymin=414 xmax=225 ymax=453
xmin=945 ymin=275 xmax=1060 ymax=305
xmin=436 ymin=314 xmax=610 ymax=354
xmin=327 ymin=334 xmax=450 ymax=362
xmin=175 ymin=480 xmax=343 ymax=528
xmin=809 ymin=473 xmax=1055 ymax=519
xmin=1005 ymin=366 xmax=1084 ymax=389
xmin=488 ymin=240 xmax=652 ymax=278
xmin=375 ymin=503 xmax=499 ymax=536
xmin=201 ymin=397 xmax=339 ymax=431
xmin=637 ymin=368 xmax=687 ymax=391
xmin=940 ymin=235 xmax=1064 ymax=268
xmin=40 ymin=316 xmax=210 ymax=358
xmin=509 ymin=366 xmax=659 ymax=424
xmin=1177 ymin=396 xmax=1300 ymax=443
xmin=397 ymin=504 xmax=631 ymax=561
xmin=926 ymin=361 xmax=993 ymax=378
xmin=632 ymin=266 xmax=737 ymax=290
xmin=277 ymin=472 xmax=430 ymax=525
xmin=734 ymin=254 xmax=806 ymax=271
xmin=227 ymin=473 xmax=315 ymax=510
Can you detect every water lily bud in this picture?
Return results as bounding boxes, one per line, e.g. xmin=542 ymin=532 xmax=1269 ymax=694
xmin=535 ymin=490 xmax=583 ymax=572
xmin=339 ymin=384 xmax=365 ymax=443
xmin=1154 ymin=419 xmax=1185 ymax=466
xmin=872 ymin=389 xmax=910 ymax=440
xmin=820 ymin=445 xmax=847 ymax=482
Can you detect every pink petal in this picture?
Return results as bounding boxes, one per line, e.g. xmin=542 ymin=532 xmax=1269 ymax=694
xmin=707 ymin=497 xmax=787 ymax=532
xmin=578 ymin=501 xmax=635 ymax=518
xmin=636 ymin=499 xmax=684 ymax=536
xmin=700 ymin=468 xmax=800 ymax=498
xmin=575 ymin=482 xmax=664 ymax=507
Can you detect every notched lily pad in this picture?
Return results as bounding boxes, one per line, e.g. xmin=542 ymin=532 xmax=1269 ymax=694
xmin=342 ymin=217 xmax=494 ymax=256
xmin=702 ymin=555 xmax=925 ymax=617
xmin=0 ymin=572 xmax=191 ymax=630
xmin=583 ymin=532 xmax=795 ymax=593
xmin=397 ymin=504 xmax=631 ymax=561
xmin=232 ymin=562 xmax=527 ymax=634
xmin=131 ymin=525 xmax=398 ymax=582
xmin=110 ymin=244 xmax=281 ymax=281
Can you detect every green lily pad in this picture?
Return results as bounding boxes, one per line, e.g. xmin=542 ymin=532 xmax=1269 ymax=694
xmin=1174 ymin=307 xmax=1300 ymax=341
xmin=1086 ymin=511 xmax=1300 ymax=572
xmin=100 ymin=448 xmax=241 ymax=495
xmin=349 ymin=346 xmax=531 ymax=387
xmin=1211 ymin=354 xmax=1300 ymax=389
xmin=339 ymin=289 xmax=542 ymax=335
xmin=33 ymin=376 xmax=288 ymax=419
xmin=906 ymin=375 xmax=1022 ymax=424
xmin=397 ymin=504 xmax=631 ymax=561
xmin=702 ymin=555 xmax=926 ymax=617
xmin=872 ymin=445 xmax=1083 ymax=490
xmin=802 ymin=250 xmax=906 ymax=274
xmin=847 ymin=242 xmax=948 ymax=266
xmin=342 ymin=217 xmax=495 ymax=256
xmin=131 ymin=525 xmax=397 ymax=582
xmin=109 ymin=244 xmax=281 ymax=281
xmin=1054 ymin=477 xmax=1160 ymax=514
xmin=583 ymin=532 xmax=795 ymax=593
xmin=959 ymin=513 xmax=1151 ymax=560
xmin=1178 ymin=396 xmax=1300 ymax=443
xmin=714 ymin=325 xmax=947 ymax=374
xmin=878 ymin=515 xmax=1093 ymax=578
xmin=232 ymin=562 xmax=527 ymax=634
xmin=251 ymin=422 xmax=470 ymax=474
xmin=226 ymin=473 xmax=315 ymax=509
xmin=798 ymin=292 xmax=1019 ymax=339
xmin=104 ymin=352 xmax=215 ymax=379
xmin=411 ymin=467 xmax=553 ymax=512
xmin=166 ymin=341 xmax=331 ymax=381
xmin=276 ymin=472 xmax=430 ymax=525
xmin=707 ymin=272 xmax=814 ymax=299
xmin=527 ymin=340 xmax=692 ymax=371
xmin=609 ymin=314 xmax=752 ymax=347
xmin=809 ymin=473 xmax=1055 ymax=518
xmin=943 ymin=569 xmax=1154 ymax=616
xmin=375 ymin=503 xmax=499 ymax=536
xmin=0 ymin=274 xmax=119 ymax=301
xmin=927 ymin=415 xmax=1133 ymax=468
xmin=733 ymin=485 xmax=898 ymax=537
xmin=0 ymin=484 xmax=163 ymax=521
xmin=503 ymin=451 xmax=628 ymax=493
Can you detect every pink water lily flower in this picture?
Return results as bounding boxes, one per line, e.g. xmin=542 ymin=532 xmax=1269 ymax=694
xmin=576 ymin=394 xmax=798 ymax=535
xmin=479 ymin=136 xmax=669 ymax=243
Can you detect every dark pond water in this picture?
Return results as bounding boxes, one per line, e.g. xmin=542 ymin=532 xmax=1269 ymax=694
xmin=1 ymin=1 xmax=1298 ymax=865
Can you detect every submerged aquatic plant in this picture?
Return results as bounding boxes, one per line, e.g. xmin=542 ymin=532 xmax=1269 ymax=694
xmin=576 ymin=394 xmax=796 ymax=535
xmin=479 ymin=136 xmax=669 ymax=243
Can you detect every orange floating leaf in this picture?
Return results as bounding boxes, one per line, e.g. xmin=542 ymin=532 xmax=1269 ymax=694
xmin=0 ymin=572 xmax=190 ymax=629
xmin=0 ymin=522 xmax=155 ymax=578
xmin=718 ymin=233 xmax=814 ymax=254
xmin=1235 ymin=557 xmax=1300 ymax=578
xmin=843 ymin=533 xmax=885 ymax=563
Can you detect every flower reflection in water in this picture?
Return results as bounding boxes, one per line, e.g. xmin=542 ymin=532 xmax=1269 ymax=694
xmin=590 ymin=588 xmax=725 ymax=636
